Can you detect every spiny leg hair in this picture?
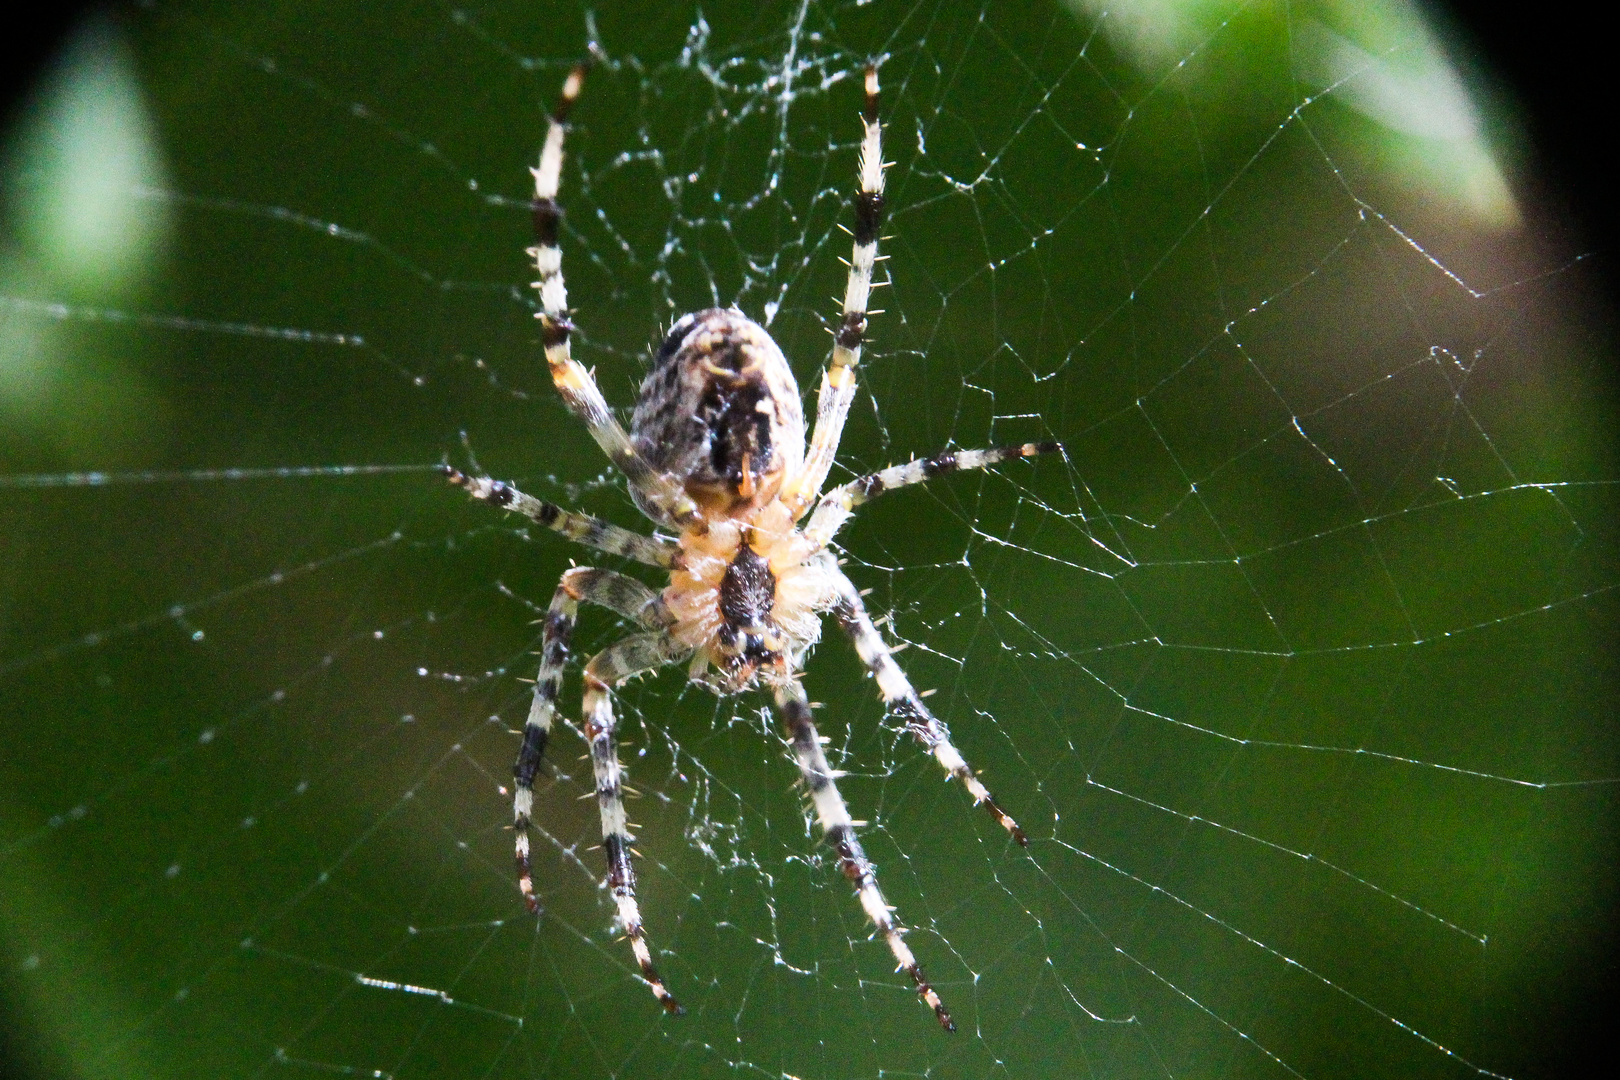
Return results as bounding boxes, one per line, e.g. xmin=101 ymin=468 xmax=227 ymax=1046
xmin=773 ymin=679 xmax=955 ymax=1031
xmin=785 ymin=63 xmax=886 ymax=516
xmin=804 ymin=441 xmax=1062 ymax=547
xmin=513 ymin=568 xmax=677 ymax=913
xmin=530 ymin=62 xmax=698 ymax=528
xmin=832 ymin=574 xmax=1028 ymax=846
xmin=583 ymin=631 xmax=694 ymax=1015
xmin=444 ymin=467 xmax=676 ymax=568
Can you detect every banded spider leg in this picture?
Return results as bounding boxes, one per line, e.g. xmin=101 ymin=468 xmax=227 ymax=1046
xmin=581 ymin=630 xmax=691 ymax=1015
xmin=773 ymin=678 xmax=956 ymax=1031
xmin=527 ymin=61 xmax=697 ymax=527
xmin=511 ymin=568 xmax=677 ymax=915
xmin=833 ymin=571 xmax=1029 ymax=846
xmin=783 ymin=64 xmax=887 ymax=515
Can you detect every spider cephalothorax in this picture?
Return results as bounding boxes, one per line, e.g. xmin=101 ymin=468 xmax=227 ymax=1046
xmin=664 ymin=500 xmax=837 ymax=693
xmin=448 ymin=60 xmax=1058 ymax=1031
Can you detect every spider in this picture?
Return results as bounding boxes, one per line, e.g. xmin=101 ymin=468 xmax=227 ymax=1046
xmin=444 ymin=60 xmax=1058 ymax=1032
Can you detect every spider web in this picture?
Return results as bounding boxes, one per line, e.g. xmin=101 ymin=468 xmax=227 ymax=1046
xmin=2 ymin=2 xmax=1615 ymax=1078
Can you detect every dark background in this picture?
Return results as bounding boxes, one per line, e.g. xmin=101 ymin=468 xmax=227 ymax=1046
xmin=3 ymin=3 xmax=1615 ymax=1078
xmin=7 ymin=6 xmax=1619 ymax=263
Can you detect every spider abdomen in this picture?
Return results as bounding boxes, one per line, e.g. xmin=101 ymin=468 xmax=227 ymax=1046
xmin=630 ymin=308 xmax=806 ymax=516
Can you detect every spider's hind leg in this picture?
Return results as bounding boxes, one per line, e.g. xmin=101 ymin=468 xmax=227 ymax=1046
xmin=528 ymin=62 xmax=698 ymax=528
xmin=831 ymin=576 xmax=1028 ymax=846
xmin=784 ymin=63 xmax=887 ymax=516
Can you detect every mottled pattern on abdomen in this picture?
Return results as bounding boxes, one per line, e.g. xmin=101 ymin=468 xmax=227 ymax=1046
xmin=629 ymin=308 xmax=806 ymax=516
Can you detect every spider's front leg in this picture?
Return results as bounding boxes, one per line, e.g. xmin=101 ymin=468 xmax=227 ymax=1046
xmin=581 ymin=631 xmax=692 ymax=1015
xmin=512 ymin=568 xmax=675 ymax=913
xmin=832 ymin=575 xmax=1028 ymax=846
xmin=773 ymin=679 xmax=955 ymax=1031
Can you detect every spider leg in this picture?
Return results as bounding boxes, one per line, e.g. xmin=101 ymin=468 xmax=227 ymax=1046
xmin=513 ymin=569 xmax=676 ymax=913
xmin=582 ymin=630 xmax=692 ymax=1014
xmin=772 ymin=678 xmax=955 ymax=1032
xmin=831 ymin=574 xmax=1028 ymax=846
xmin=529 ymin=63 xmax=698 ymax=528
xmin=445 ymin=467 xmax=677 ymax=568
xmin=783 ymin=64 xmax=886 ymax=517
xmin=803 ymin=441 xmax=1062 ymax=547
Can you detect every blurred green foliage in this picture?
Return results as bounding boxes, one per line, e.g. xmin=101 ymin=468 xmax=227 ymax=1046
xmin=2 ymin=2 xmax=1614 ymax=1078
